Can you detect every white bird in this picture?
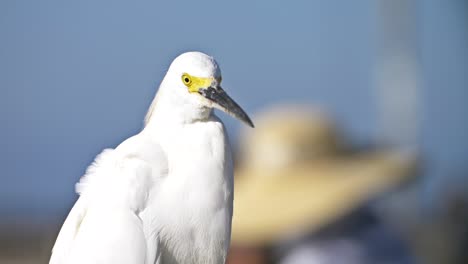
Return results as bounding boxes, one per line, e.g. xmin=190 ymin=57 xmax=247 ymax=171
xmin=49 ymin=51 xmax=254 ymax=264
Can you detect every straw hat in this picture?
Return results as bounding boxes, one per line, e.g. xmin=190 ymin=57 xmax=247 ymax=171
xmin=231 ymin=105 xmax=417 ymax=245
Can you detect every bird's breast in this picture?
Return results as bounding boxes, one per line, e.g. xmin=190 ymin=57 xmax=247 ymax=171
xmin=151 ymin=118 xmax=233 ymax=263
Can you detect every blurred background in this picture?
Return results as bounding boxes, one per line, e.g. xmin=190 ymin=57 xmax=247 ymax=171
xmin=1 ymin=0 xmax=467 ymax=263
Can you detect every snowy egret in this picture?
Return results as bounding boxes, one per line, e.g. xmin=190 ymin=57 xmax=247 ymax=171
xmin=49 ymin=51 xmax=253 ymax=264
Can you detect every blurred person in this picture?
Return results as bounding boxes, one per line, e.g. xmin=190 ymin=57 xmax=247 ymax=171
xmin=227 ymin=105 xmax=418 ymax=264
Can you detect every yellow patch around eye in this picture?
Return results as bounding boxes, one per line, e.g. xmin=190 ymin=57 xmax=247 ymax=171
xmin=181 ymin=73 xmax=213 ymax=93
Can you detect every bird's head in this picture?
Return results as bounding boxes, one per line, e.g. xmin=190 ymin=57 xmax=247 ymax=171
xmin=160 ymin=51 xmax=254 ymax=127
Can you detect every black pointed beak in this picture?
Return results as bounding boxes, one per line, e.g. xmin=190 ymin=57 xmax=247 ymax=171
xmin=199 ymin=86 xmax=254 ymax=128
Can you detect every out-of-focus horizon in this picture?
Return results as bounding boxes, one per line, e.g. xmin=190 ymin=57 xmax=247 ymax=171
xmin=1 ymin=0 xmax=467 ymax=263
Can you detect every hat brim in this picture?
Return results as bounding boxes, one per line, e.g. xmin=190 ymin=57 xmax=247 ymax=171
xmin=231 ymin=151 xmax=417 ymax=245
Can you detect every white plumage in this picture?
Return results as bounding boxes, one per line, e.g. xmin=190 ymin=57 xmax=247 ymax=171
xmin=49 ymin=51 xmax=253 ymax=264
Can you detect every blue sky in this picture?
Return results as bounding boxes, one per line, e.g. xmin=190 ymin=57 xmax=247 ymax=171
xmin=1 ymin=0 xmax=467 ymax=217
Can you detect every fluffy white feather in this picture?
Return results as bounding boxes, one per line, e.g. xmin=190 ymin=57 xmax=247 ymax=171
xmin=50 ymin=135 xmax=167 ymax=264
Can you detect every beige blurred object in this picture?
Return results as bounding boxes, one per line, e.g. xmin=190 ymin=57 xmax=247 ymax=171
xmin=232 ymin=105 xmax=417 ymax=245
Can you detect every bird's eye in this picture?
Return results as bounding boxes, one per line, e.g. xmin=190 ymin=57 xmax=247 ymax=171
xmin=181 ymin=74 xmax=192 ymax=86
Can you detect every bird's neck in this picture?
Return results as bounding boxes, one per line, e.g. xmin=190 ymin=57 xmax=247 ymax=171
xmin=143 ymin=85 xmax=213 ymax=134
